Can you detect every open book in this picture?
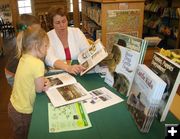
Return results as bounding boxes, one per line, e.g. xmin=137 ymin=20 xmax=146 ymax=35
xmin=45 ymin=73 xmax=91 ymax=107
xmin=78 ymin=39 xmax=108 ymax=76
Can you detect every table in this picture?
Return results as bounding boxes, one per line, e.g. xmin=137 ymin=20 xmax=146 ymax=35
xmin=28 ymin=73 xmax=179 ymax=139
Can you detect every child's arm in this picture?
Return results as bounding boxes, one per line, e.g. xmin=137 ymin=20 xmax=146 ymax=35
xmin=35 ymin=77 xmax=50 ymax=93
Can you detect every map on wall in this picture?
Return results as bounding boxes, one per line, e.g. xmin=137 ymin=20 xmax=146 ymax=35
xmin=106 ymin=9 xmax=140 ymax=36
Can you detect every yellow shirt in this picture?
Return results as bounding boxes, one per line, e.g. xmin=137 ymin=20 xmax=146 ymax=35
xmin=10 ymin=54 xmax=44 ymax=114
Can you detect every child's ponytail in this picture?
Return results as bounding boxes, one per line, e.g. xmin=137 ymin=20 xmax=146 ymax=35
xmin=16 ymin=31 xmax=24 ymax=58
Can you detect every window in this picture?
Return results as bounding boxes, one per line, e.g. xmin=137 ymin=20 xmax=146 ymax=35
xmin=69 ymin=0 xmax=82 ymax=12
xmin=18 ymin=0 xmax=32 ymax=14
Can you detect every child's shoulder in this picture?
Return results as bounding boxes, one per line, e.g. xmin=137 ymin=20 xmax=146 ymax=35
xmin=22 ymin=54 xmax=43 ymax=64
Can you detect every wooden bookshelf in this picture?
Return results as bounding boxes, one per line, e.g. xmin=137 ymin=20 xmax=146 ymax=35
xmin=82 ymin=0 xmax=145 ymax=49
xmin=32 ymin=0 xmax=68 ymax=31
xmin=143 ymin=0 xmax=180 ymax=49
xmin=0 ymin=0 xmax=18 ymax=29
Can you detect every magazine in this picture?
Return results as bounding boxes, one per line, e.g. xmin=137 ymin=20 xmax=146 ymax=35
xmin=104 ymin=43 xmax=141 ymax=96
xmin=83 ymin=87 xmax=123 ymax=113
xmin=45 ymin=73 xmax=91 ymax=107
xmin=127 ymin=64 xmax=166 ymax=132
xmin=106 ymin=32 xmax=148 ymax=63
xmin=150 ymin=52 xmax=180 ymax=122
xmin=78 ymin=39 xmax=108 ymax=76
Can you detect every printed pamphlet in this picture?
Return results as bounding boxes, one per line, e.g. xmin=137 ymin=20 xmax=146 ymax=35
xmin=48 ymin=102 xmax=92 ymax=132
xmin=46 ymin=73 xmax=91 ymax=107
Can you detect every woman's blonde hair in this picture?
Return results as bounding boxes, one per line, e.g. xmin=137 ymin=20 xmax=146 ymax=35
xmin=16 ymin=27 xmax=49 ymax=58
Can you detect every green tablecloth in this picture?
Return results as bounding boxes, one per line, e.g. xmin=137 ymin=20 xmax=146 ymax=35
xmin=28 ymin=73 xmax=179 ymax=139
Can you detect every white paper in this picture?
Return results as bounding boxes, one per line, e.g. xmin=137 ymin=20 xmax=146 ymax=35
xmin=83 ymin=87 xmax=123 ymax=113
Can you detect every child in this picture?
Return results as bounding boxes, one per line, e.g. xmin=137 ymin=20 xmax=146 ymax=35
xmin=8 ymin=26 xmax=50 ymax=139
xmin=5 ymin=14 xmax=40 ymax=87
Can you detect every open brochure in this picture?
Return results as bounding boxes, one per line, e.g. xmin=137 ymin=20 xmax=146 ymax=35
xmin=45 ymin=73 xmax=91 ymax=107
xmin=83 ymin=87 xmax=123 ymax=113
xmin=78 ymin=39 xmax=108 ymax=76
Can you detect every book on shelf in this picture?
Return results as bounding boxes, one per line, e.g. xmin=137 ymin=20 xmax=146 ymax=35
xmin=78 ymin=39 xmax=108 ymax=76
xmin=83 ymin=87 xmax=123 ymax=113
xmin=150 ymin=52 xmax=180 ymax=122
xmin=96 ymin=30 xmax=102 ymax=40
xmin=45 ymin=73 xmax=91 ymax=107
xmin=127 ymin=64 xmax=166 ymax=133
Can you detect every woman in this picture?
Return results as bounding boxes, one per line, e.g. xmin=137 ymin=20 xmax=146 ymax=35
xmin=45 ymin=7 xmax=90 ymax=75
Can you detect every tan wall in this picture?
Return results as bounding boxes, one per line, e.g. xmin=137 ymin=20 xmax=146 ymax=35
xmin=33 ymin=0 xmax=67 ymax=16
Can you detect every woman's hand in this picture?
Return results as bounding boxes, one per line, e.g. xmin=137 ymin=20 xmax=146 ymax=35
xmin=43 ymin=78 xmax=50 ymax=91
xmin=53 ymin=60 xmax=86 ymax=75
xmin=67 ymin=64 xmax=86 ymax=75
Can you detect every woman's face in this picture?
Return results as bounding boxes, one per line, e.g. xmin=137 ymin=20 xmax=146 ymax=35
xmin=53 ymin=15 xmax=68 ymax=32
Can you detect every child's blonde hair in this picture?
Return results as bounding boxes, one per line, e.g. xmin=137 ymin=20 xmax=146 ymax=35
xmin=16 ymin=27 xmax=49 ymax=58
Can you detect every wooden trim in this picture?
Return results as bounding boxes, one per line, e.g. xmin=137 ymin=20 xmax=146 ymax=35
xmin=176 ymin=18 xmax=180 ymax=49
xmin=170 ymin=93 xmax=180 ymax=120
xmin=83 ymin=0 xmax=145 ymax=3
xmin=73 ymin=0 xmax=80 ymax=27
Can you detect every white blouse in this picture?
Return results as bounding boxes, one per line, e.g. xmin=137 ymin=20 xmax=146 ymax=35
xmin=45 ymin=27 xmax=90 ymax=67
